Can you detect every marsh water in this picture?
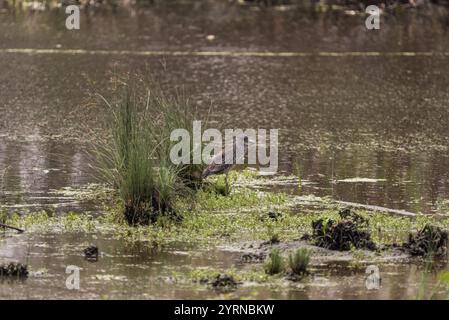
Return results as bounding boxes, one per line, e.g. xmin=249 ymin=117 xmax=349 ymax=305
xmin=1 ymin=0 xmax=449 ymax=299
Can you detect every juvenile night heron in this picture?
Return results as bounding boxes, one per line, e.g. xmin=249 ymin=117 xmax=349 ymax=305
xmin=201 ymin=135 xmax=251 ymax=195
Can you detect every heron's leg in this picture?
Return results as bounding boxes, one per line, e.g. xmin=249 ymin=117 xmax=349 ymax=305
xmin=225 ymin=172 xmax=229 ymax=196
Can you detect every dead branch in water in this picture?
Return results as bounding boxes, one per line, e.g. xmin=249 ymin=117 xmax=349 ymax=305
xmin=337 ymin=201 xmax=417 ymax=217
xmin=0 ymin=223 xmax=24 ymax=233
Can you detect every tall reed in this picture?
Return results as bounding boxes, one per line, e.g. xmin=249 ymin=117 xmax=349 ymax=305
xmin=92 ymin=84 xmax=206 ymax=225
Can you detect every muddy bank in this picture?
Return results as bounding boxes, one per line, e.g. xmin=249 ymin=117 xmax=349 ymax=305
xmin=224 ymin=239 xmax=411 ymax=264
xmin=225 ymin=210 xmax=448 ymax=265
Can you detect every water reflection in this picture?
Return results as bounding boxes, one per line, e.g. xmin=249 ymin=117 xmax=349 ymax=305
xmin=0 ymin=138 xmax=92 ymax=212
xmin=3 ymin=136 xmax=449 ymax=215
xmin=288 ymin=147 xmax=449 ymax=214
xmin=1 ymin=0 xmax=449 ymax=52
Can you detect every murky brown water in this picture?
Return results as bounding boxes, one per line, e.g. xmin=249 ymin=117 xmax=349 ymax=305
xmin=1 ymin=0 xmax=449 ymax=299
xmin=1 ymin=232 xmax=449 ymax=299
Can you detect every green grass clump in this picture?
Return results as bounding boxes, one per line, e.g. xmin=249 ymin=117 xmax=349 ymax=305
xmin=92 ymin=84 xmax=206 ymax=225
xmin=288 ymin=248 xmax=311 ymax=276
xmin=264 ymin=249 xmax=284 ymax=275
xmin=267 ymin=223 xmax=280 ymax=243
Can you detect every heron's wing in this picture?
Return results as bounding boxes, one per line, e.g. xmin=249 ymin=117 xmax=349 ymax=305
xmin=202 ymin=150 xmax=230 ymax=178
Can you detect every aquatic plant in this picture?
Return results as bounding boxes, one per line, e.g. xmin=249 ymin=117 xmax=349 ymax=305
xmin=84 ymin=246 xmax=99 ymax=262
xmin=0 ymin=167 xmax=7 ymax=203
xmin=92 ymin=84 xmax=205 ymax=225
xmin=267 ymin=224 xmax=280 ymax=244
xmin=211 ymin=274 xmax=238 ymax=290
xmin=417 ymin=261 xmax=449 ymax=300
xmin=4 ymin=211 xmax=97 ymax=233
xmin=195 ymin=184 xmax=286 ymax=211
xmin=0 ymin=210 xmax=6 ymax=225
xmin=8 ymin=172 xmax=449 ymax=251
xmin=150 ymin=89 xmax=209 ymax=189
xmin=0 ymin=262 xmax=28 ymax=278
xmin=181 ymin=267 xmax=270 ymax=285
xmin=311 ymin=209 xmax=376 ymax=251
xmin=435 ymin=270 xmax=449 ymax=299
xmin=204 ymin=175 xmax=228 ymax=196
xmin=264 ymin=248 xmax=284 ymax=275
xmin=406 ymin=224 xmax=448 ymax=258
xmin=288 ymin=248 xmax=311 ymax=276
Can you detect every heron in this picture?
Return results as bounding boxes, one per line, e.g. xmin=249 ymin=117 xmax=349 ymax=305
xmin=201 ymin=135 xmax=251 ymax=195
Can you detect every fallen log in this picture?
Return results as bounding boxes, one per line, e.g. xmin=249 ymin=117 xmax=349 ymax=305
xmin=337 ymin=201 xmax=417 ymax=217
xmin=0 ymin=223 xmax=24 ymax=233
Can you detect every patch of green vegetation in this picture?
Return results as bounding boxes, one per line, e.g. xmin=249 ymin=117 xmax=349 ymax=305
xmin=202 ymin=175 xmax=228 ymax=196
xmin=349 ymin=245 xmax=370 ymax=268
xmin=417 ymin=265 xmax=449 ymax=300
xmin=177 ymin=266 xmax=272 ymax=285
xmin=5 ymin=211 xmax=101 ymax=233
xmin=6 ymin=171 xmax=449 ymax=253
xmin=91 ymin=83 xmax=207 ymax=225
xmin=264 ymin=249 xmax=284 ymax=275
xmin=288 ymin=248 xmax=311 ymax=276
xmin=0 ymin=210 xmax=7 ymax=224
xmin=52 ymin=184 xmax=114 ymax=202
xmin=194 ymin=187 xmax=287 ymax=212
xmin=266 ymin=224 xmax=280 ymax=244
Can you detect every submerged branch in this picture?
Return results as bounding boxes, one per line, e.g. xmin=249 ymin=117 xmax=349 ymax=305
xmin=0 ymin=223 xmax=24 ymax=233
xmin=337 ymin=201 xmax=418 ymax=217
